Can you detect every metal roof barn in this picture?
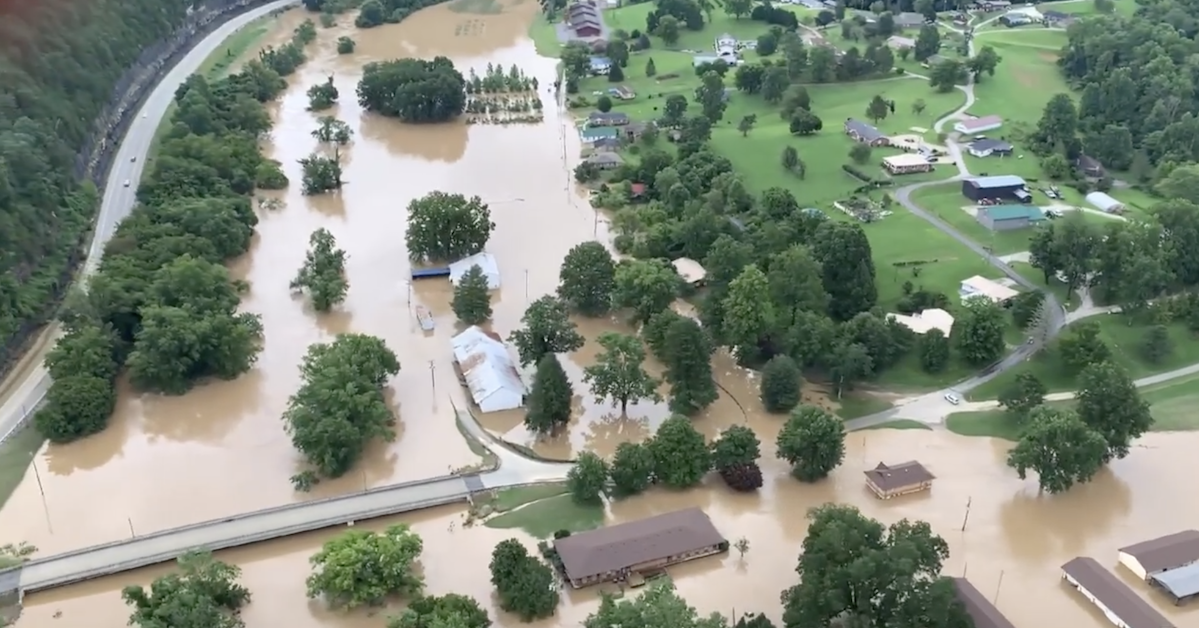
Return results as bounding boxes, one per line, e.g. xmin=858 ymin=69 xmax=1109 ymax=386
xmin=448 ymin=252 xmax=501 ymax=290
xmin=450 ymin=326 xmax=526 ymax=413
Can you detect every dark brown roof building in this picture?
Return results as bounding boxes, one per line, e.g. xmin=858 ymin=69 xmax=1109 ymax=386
xmin=553 ymin=508 xmax=726 ymax=588
xmin=952 ymin=578 xmax=1016 ymax=628
xmin=863 ymin=461 xmax=935 ymax=499
xmin=1119 ymin=530 xmax=1199 ymax=579
xmin=1061 ymin=557 xmax=1175 ymax=628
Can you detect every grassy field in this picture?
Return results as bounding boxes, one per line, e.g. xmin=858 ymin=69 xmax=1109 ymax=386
xmin=0 ymin=426 xmax=43 ymax=511
xmin=483 ymin=485 xmax=604 ymax=537
xmin=836 ymin=393 xmax=895 ymax=419
xmin=969 ymin=313 xmax=1199 ymax=399
xmin=858 ymin=419 xmax=932 ymax=430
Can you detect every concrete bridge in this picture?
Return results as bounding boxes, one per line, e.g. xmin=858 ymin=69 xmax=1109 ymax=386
xmin=0 ymin=474 xmax=488 ymax=599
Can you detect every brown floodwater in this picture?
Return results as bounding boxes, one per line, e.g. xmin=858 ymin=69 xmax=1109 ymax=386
xmin=7 ymin=5 xmax=1199 ymax=628
xmin=15 ymin=429 xmax=1199 ymax=628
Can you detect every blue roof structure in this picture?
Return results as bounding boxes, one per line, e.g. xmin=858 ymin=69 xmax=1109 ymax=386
xmin=984 ymin=205 xmax=1044 ymax=221
xmin=1152 ymin=564 xmax=1199 ymax=600
xmin=969 ymin=175 xmax=1026 ymax=189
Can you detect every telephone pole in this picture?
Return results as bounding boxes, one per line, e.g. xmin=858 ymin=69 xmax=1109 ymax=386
xmin=429 ymin=360 xmax=437 ymax=392
xmin=960 ymin=497 xmax=972 ymax=531
xmin=33 ymin=460 xmax=52 ymax=533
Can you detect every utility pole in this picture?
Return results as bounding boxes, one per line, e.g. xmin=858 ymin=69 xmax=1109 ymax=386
xmin=33 ymin=459 xmax=52 ymax=533
xmin=128 ymin=518 xmax=136 ymax=539
xmin=429 ymin=360 xmax=437 ymax=392
xmin=993 ymin=570 xmax=1005 ymax=606
xmin=960 ymin=497 xmax=972 ymax=531
xmin=524 ymin=269 xmax=530 ymax=302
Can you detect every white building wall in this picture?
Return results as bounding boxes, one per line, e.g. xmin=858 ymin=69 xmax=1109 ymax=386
xmin=1063 ymin=573 xmax=1131 ymax=628
xmin=1118 ymin=552 xmax=1149 ymax=580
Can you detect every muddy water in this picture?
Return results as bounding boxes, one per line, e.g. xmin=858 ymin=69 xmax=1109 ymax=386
xmin=16 ymin=430 xmax=1199 ymax=628
xmin=0 ymin=0 xmax=602 ymax=553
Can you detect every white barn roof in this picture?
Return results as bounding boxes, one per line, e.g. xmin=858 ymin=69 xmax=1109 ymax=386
xmin=1085 ymin=192 xmax=1125 ymax=213
xmin=960 ymin=275 xmax=1019 ymax=303
xmin=449 ymin=252 xmax=501 ymax=290
xmin=887 ymin=308 xmax=955 ymax=335
xmin=451 ymin=326 xmax=526 ymax=413
xmin=671 ymin=258 xmax=707 ymax=284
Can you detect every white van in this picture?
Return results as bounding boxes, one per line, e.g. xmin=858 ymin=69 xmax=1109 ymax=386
xmin=944 ymin=393 xmax=960 ymax=405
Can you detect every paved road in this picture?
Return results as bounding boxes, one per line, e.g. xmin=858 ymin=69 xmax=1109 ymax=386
xmin=0 ymin=0 xmax=300 ymax=446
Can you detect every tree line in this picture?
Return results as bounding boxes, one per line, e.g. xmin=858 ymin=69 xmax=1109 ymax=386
xmin=122 ymin=502 xmax=970 ymax=628
xmin=33 ymin=26 xmax=317 ymax=444
xmin=0 ymin=0 xmax=242 ymax=380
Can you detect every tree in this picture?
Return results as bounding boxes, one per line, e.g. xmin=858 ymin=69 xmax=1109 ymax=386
xmin=659 ymin=317 xmax=718 ymax=415
xmin=954 ymin=298 xmax=1006 ymax=365
xmin=583 ymin=332 xmax=662 ymax=413
xmin=720 ymin=265 xmax=775 ymax=361
xmin=761 ymin=66 xmax=789 ymax=103
xmin=510 ymin=296 xmax=585 ymax=366
xmin=789 ymin=109 xmax=823 ymax=135
xmin=123 ymin=551 xmax=250 ymax=628
xmin=1010 ymin=290 xmax=1045 ymax=329
xmin=337 ymin=36 xmax=356 ymax=54
xmin=452 ymin=264 xmax=493 ymax=324
xmin=781 ymin=31 xmax=808 ymax=79
xmin=283 ymin=334 xmax=400 ymax=484
xmin=725 ymin=0 xmax=752 ymax=19
xmin=712 ymin=424 xmax=762 ymax=492
xmin=1141 ymin=324 xmax=1172 ymax=363
xmin=811 ymin=222 xmax=877 ymax=321
xmin=737 ymin=114 xmax=757 ymax=136
xmin=307 ymin=76 xmax=339 ymax=110
xmin=646 ymin=57 xmax=658 ymax=77
xmin=776 ymin=405 xmax=845 ymax=482
xmin=866 ymin=94 xmax=889 ymax=124
xmin=607 ymin=39 xmax=630 ymax=67
xmin=849 ymin=142 xmax=872 ymax=165
xmin=524 ymin=354 xmax=574 ymax=436
xmin=609 ymin=441 xmax=655 ymax=496
xmin=612 ymin=259 xmax=682 ymax=324
xmin=782 ymin=505 xmax=968 ymax=628
xmin=1007 ymin=406 xmax=1108 ymax=494
xmin=388 ymin=593 xmax=490 ymax=628
xmin=567 ymin=451 xmax=610 ymax=504
xmin=781 ymin=145 xmax=799 ymax=172
xmin=967 ymin=45 xmax=1001 ymax=80
xmin=300 ymin=150 xmax=344 ymax=194
xmin=695 ymin=70 xmax=727 ymax=122
xmin=734 ymin=64 xmax=765 ymax=94
xmin=584 ymin=579 xmax=726 ymax=628
xmin=357 ymin=57 xmax=466 ymax=122
xmin=912 ymin=98 xmax=926 ymax=115
xmin=649 ymin=415 xmax=711 ymax=488
xmin=998 ymin=372 xmax=1047 ymax=419
xmin=1075 ymin=361 xmax=1153 ymax=461
xmin=290 ymin=228 xmax=348 ymax=312
xmin=608 ymin=63 xmax=626 ymax=82
xmin=312 ymin=115 xmax=353 ymax=144
xmin=558 ymin=241 xmax=616 ymax=316
xmin=1057 ymin=321 xmax=1110 ymax=372
xmin=1157 ymin=164 xmax=1199 ymax=204
xmin=307 ymin=525 xmax=423 ymax=609
xmin=596 ymin=94 xmax=613 ymax=112
xmin=36 ymin=376 xmax=117 ymax=444
xmin=1032 ymin=93 xmax=1078 ymax=153
xmin=489 ymin=541 xmax=559 ymax=620
xmin=405 ymin=192 xmax=494 ymax=263
xmin=929 ymin=59 xmax=966 ymax=92
xmin=356 ymin=0 xmax=386 ymax=26
xmin=779 ymin=85 xmax=811 ymax=119
xmin=662 ymin=94 xmax=689 ymax=127
xmin=913 ymin=24 xmax=941 ymax=61
xmin=655 ymin=15 xmax=681 ymax=45
xmin=918 ymin=329 xmax=950 ymax=373
xmin=760 ymin=355 xmax=802 ymax=413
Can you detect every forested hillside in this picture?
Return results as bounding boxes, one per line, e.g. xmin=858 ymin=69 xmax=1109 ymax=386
xmin=0 ymin=0 xmax=266 ymax=377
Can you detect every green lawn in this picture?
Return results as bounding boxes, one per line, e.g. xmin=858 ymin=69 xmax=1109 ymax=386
xmin=1009 ymin=260 xmax=1074 ymax=308
xmin=857 ymin=419 xmax=932 ymax=430
xmin=528 ymin=11 xmax=560 ymax=57
xmin=836 ymin=393 xmax=895 ymax=419
xmin=969 ymin=313 xmax=1199 ymax=399
xmin=485 ymin=493 xmax=604 ymax=537
xmin=946 ymin=408 xmax=1027 ymax=440
xmin=0 ymin=426 xmax=44 ymax=511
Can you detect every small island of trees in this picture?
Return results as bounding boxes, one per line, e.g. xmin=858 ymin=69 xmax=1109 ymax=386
xmin=464 ymin=63 xmax=544 ymax=125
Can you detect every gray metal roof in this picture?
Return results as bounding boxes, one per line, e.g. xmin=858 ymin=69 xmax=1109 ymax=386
xmin=1062 ymin=557 xmax=1176 ymax=628
xmin=1152 ymin=563 xmax=1199 ymax=599
xmin=968 ymin=175 xmax=1026 ymax=189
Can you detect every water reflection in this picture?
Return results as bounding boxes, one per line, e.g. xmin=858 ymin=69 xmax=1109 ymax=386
xmin=360 ymin=116 xmax=471 ymax=163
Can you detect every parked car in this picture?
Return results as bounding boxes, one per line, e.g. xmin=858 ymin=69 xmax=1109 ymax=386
xmin=944 ymin=393 xmax=961 ymax=405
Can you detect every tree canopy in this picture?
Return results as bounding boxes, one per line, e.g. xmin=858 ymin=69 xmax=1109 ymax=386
xmin=489 ymin=539 xmax=560 ymax=621
xmin=357 ymin=57 xmax=466 ymax=122
xmin=307 ymin=524 xmax=424 ymax=609
xmin=405 ymin=191 xmax=494 ymax=262
xmin=123 ymin=551 xmax=251 ymax=628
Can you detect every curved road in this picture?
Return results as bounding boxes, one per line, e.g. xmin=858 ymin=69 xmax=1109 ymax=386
xmin=0 ymin=0 xmax=299 ymax=444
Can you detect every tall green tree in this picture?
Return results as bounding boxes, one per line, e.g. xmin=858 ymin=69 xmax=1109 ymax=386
xmin=123 ymin=551 xmax=251 ymax=628
xmin=307 ymin=525 xmax=424 ymax=609
xmin=720 ymin=265 xmax=775 ymax=360
xmin=291 ymin=228 xmax=349 ymax=312
xmin=387 ymin=593 xmax=490 ymax=628
xmin=649 ymin=415 xmax=712 ymax=488
xmin=405 ymin=192 xmax=495 ymax=262
xmin=489 ymin=540 xmax=559 ymax=620
xmin=609 ymin=441 xmax=656 ymax=496
xmin=1007 ymin=406 xmax=1108 ymax=494
xmin=776 ymin=405 xmax=845 ymax=481
xmin=452 ymin=264 xmax=493 ymax=324
xmin=567 ymin=451 xmax=610 ymax=504
xmin=998 ymin=372 xmax=1047 ymax=419
xmin=1075 ymin=361 xmax=1153 ymax=461
xmin=524 ymin=355 xmax=574 ymax=436
xmin=509 ymin=296 xmax=585 ymax=366
xmin=811 ymin=222 xmax=877 ymax=321
xmin=557 ymin=241 xmax=616 ymax=316
xmin=584 ymin=579 xmax=728 ymax=628
xmin=612 ymin=259 xmax=682 ymax=324
xmin=660 ymin=317 xmax=719 ymax=415
xmin=759 ymin=354 xmax=802 ymax=413
xmin=583 ymin=332 xmax=662 ymax=413
xmin=954 ymin=298 xmax=1006 ymax=365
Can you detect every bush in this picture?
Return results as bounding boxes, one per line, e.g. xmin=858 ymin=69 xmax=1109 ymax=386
xmin=759 ymin=355 xmax=801 ymax=413
xmin=842 ymin=164 xmax=873 ymax=182
xmin=719 ymin=462 xmax=764 ymax=491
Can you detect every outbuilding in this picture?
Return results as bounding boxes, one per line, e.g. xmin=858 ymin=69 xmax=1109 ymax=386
xmin=671 ymin=258 xmax=707 ymax=285
xmin=1086 ymin=191 xmax=1126 ymax=214
xmin=887 ymin=308 xmax=954 ymax=335
xmin=448 ymin=252 xmax=501 ymax=290
xmin=961 ymin=175 xmax=1028 ymax=202
xmin=863 ymin=461 xmax=935 ymax=499
xmin=1061 ymin=557 xmax=1176 ymax=628
xmin=960 ymin=275 xmax=1019 ymax=304
xmin=1118 ymin=530 xmax=1199 ymax=581
xmin=976 ymin=205 xmax=1045 ymax=231
xmin=450 ymin=326 xmax=527 ymax=413
xmin=954 ymin=115 xmax=1003 ymax=134
xmin=952 ymin=578 xmax=1017 ymax=628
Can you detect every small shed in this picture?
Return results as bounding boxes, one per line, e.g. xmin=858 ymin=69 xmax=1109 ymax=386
xmin=976 ymin=205 xmax=1045 ymax=231
xmin=863 ymin=461 xmax=935 ymax=499
xmin=671 ymin=258 xmax=707 ymax=285
xmin=451 ymin=326 xmax=526 ymax=413
xmin=449 ymin=252 xmax=501 ymax=290
xmin=1086 ymin=191 xmax=1126 ymax=214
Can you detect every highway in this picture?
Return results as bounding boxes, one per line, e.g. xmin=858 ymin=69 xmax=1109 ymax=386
xmin=0 ymin=0 xmax=299 ymax=445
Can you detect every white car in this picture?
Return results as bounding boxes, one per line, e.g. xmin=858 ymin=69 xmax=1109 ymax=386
xmin=130 ymin=156 xmax=137 ymax=162
xmin=123 ymin=179 xmax=130 ymax=187
xmin=944 ymin=393 xmax=960 ymax=405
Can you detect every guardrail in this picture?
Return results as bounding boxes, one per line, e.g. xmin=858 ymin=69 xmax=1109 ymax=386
xmin=0 ymin=386 xmax=48 ymax=446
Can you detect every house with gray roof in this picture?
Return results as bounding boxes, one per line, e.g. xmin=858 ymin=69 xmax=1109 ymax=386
xmin=844 ymin=118 xmax=889 ymax=146
xmin=894 ymin=11 xmax=927 ymax=27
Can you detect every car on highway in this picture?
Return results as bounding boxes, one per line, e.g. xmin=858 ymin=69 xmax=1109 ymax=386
xmin=123 ymin=179 xmax=130 ymax=187
xmin=131 ymin=156 xmax=136 ymax=162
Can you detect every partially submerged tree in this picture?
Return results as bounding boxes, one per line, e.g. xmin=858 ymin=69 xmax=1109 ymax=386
xmin=524 ymin=354 xmax=574 ymax=436
xmin=312 ymin=115 xmax=353 ymax=144
xmin=387 ymin=593 xmax=490 ymax=628
xmin=405 ymin=191 xmax=494 ymax=262
xmin=609 ymin=441 xmax=656 ymax=497
xmin=307 ymin=76 xmax=339 ymax=110
xmin=489 ymin=540 xmax=559 ymax=620
xmin=509 ymin=296 xmax=585 ymax=366
xmin=776 ymin=405 xmax=845 ymax=482
xmin=567 ymin=451 xmax=610 ymax=504
xmin=649 ymin=415 xmax=711 ymax=488
xmin=123 ymin=551 xmax=250 ymax=628
xmin=583 ymin=332 xmax=662 ymax=413
xmin=307 ymin=525 xmax=424 ymax=609
xmin=1007 ymin=406 xmax=1108 ymax=494
xmin=451 ymin=264 xmax=493 ymax=325
xmin=759 ymin=354 xmax=801 ymax=413
xmin=558 ymin=241 xmax=617 ymax=316
xmin=300 ymin=150 xmax=344 ymax=194
xmin=290 ymin=228 xmax=348 ymax=312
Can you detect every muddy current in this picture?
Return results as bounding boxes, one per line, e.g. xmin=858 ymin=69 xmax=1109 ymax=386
xmin=4 ymin=3 xmax=1199 ymax=627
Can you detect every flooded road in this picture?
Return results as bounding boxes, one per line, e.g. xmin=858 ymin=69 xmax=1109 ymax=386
xmin=0 ymin=0 xmax=597 ymax=553
xmin=16 ymin=429 xmax=1199 ymax=628
xmin=6 ymin=4 xmax=1199 ymax=628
